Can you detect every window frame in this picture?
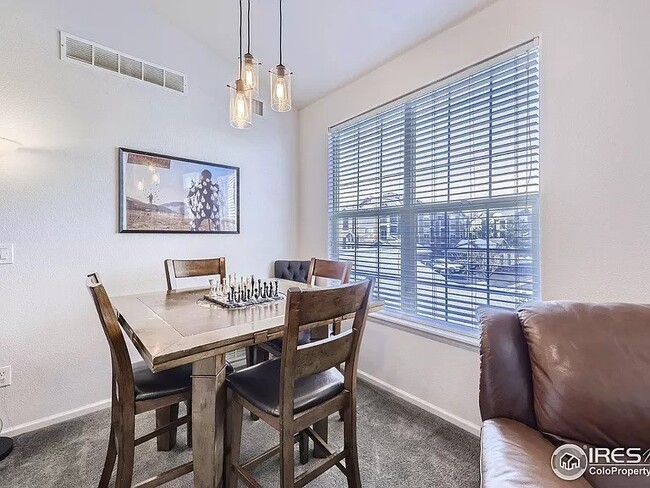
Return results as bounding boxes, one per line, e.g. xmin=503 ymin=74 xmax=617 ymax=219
xmin=328 ymin=39 xmax=540 ymax=343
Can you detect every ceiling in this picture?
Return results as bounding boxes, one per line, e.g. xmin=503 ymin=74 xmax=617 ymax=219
xmin=140 ymin=0 xmax=493 ymax=109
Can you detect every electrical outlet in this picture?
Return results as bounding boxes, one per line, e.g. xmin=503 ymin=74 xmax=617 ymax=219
xmin=0 ymin=366 xmax=11 ymax=387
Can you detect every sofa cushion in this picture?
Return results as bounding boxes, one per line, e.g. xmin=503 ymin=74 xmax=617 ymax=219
xmin=481 ymin=418 xmax=592 ymax=488
xmin=518 ymin=301 xmax=650 ymax=448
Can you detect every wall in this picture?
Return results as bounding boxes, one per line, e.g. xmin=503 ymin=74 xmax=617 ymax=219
xmin=298 ymin=0 xmax=650 ymax=433
xmin=0 ymin=0 xmax=298 ymax=432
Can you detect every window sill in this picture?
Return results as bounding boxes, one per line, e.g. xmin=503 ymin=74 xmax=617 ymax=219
xmin=368 ymin=311 xmax=481 ymax=350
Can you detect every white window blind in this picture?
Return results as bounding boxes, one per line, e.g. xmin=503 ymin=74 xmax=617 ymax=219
xmin=328 ymin=42 xmax=540 ymax=336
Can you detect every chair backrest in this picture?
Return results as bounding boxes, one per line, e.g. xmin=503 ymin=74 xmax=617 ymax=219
xmin=279 ymin=279 xmax=374 ymax=414
xmin=86 ymin=273 xmax=134 ymax=404
xmin=274 ymin=260 xmax=310 ymax=283
xmin=164 ymin=257 xmax=227 ymax=290
xmin=306 ymin=258 xmax=351 ymax=286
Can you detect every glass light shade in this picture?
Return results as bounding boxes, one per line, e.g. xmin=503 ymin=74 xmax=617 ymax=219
xmin=229 ymin=79 xmax=252 ymax=129
xmin=270 ymin=64 xmax=292 ymax=112
xmin=0 ymin=137 xmax=21 ymax=159
xmin=242 ymin=53 xmax=260 ymax=96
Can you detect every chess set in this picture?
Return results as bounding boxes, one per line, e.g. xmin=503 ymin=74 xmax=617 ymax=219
xmin=204 ymin=274 xmax=284 ymax=308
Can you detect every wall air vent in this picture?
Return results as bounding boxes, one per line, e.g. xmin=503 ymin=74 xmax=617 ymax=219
xmin=60 ymin=31 xmax=187 ymax=94
xmin=252 ymin=99 xmax=264 ymax=117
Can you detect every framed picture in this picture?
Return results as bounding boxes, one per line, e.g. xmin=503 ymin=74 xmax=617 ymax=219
xmin=119 ymin=148 xmax=240 ymax=234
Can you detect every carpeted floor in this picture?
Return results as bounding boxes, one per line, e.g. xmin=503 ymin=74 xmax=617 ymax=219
xmin=0 ymin=382 xmax=479 ymax=487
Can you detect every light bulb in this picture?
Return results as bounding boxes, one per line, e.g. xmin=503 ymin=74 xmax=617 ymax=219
xmin=244 ymin=69 xmax=254 ymax=88
xmin=275 ymin=78 xmax=286 ymax=100
xmin=229 ymin=79 xmax=252 ymax=129
xmin=242 ymin=53 xmax=259 ymax=96
xmin=236 ymin=94 xmax=247 ymax=117
xmin=270 ymin=64 xmax=292 ymax=112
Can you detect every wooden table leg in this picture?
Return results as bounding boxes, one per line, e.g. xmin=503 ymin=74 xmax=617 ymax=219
xmin=310 ymin=323 xmax=330 ymax=458
xmin=192 ymin=354 xmax=227 ymax=488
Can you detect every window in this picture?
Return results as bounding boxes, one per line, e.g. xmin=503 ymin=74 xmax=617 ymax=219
xmin=328 ymin=42 xmax=540 ymax=336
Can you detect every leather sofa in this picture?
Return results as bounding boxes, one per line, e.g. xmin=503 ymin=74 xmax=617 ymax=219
xmin=477 ymin=301 xmax=650 ymax=488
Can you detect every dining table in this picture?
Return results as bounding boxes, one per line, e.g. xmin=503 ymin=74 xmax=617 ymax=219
xmin=112 ymin=278 xmax=384 ymax=488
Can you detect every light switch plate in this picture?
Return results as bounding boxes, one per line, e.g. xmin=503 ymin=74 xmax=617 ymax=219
xmin=0 ymin=244 xmax=14 ymax=264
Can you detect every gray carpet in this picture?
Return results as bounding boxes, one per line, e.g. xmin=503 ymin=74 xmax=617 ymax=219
xmin=0 ymin=382 xmax=479 ymax=487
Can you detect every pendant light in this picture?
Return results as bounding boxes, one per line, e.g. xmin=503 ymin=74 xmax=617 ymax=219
xmin=228 ymin=0 xmax=252 ymax=129
xmin=242 ymin=0 xmax=260 ymax=96
xmin=270 ymin=0 xmax=292 ymax=112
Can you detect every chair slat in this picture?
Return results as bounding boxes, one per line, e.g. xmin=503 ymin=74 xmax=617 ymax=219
xmin=294 ymin=330 xmax=354 ymax=379
xmin=165 ymin=257 xmax=226 ymax=290
xmin=296 ymin=282 xmax=368 ymax=326
xmin=307 ymin=258 xmax=351 ymax=285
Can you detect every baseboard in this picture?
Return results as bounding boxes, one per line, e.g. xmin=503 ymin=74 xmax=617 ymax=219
xmin=4 ymin=368 xmax=479 ymax=438
xmin=358 ymin=370 xmax=480 ymax=437
xmin=3 ymin=398 xmax=111 ymax=437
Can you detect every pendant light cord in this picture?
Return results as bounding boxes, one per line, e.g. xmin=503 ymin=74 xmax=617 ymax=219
xmin=279 ymin=0 xmax=283 ymax=65
xmin=247 ymin=0 xmax=251 ymax=54
xmin=239 ymin=0 xmax=243 ymax=78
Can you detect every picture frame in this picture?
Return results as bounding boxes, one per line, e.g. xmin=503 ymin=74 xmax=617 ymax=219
xmin=118 ymin=148 xmax=240 ymax=234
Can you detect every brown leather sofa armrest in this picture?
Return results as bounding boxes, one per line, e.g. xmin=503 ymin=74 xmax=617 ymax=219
xmin=477 ymin=306 xmax=536 ymax=428
xmin=481 ymin=418 xmax=593 ymax=488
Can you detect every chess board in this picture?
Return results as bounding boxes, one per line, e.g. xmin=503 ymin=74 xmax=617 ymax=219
xmin=203 ymin=292 xmax=285 ymax=309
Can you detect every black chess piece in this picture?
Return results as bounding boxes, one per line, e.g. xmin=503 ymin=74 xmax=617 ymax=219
xmin=263 ymin=282 xmax=268 ymax=298
xmin=274 ymin=280 xmax=279 ymax=297
xmin=230 ymin=286 xmax=235 ymax=303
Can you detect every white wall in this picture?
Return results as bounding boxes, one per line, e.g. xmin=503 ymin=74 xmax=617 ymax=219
xmin=298 ymin=0 xmax=650 ymax=432
xmin=0 ymin=0 xmax=298 ymax=432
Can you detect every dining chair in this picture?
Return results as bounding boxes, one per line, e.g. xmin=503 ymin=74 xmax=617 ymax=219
xmin=248 ymin=258 xmax=351 ymax=428
xmin=164 ymin=256 xmax=227 ymax=446
xmin=225 ymin=278 xmax=374 ymax=488
xmin=164 ymin=257 xmax=226 ymax=291
xmin=87 ymin=273 xmax=196 ymax=488
xmin=254 ymin=258 xmax=351 ymax=361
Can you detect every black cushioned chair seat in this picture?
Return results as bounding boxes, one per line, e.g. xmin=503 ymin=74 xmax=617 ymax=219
xmin=226 ymin=359 xmax=344 ymax=417
xmin=133 ymin=361 xmax=234 ymax=402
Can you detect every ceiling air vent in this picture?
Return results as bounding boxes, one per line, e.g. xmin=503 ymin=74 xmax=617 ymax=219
xmin=60 ymin=32 xmax=187 ymax=94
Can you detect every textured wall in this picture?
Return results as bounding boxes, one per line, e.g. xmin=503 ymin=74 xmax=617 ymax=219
xmin=0 ymin=0 xmax=298 ymax=430
xmin=298 ymin=0 xmax=650 ymax=431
